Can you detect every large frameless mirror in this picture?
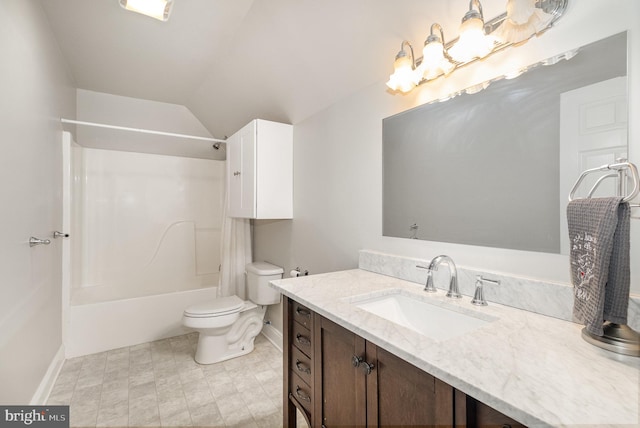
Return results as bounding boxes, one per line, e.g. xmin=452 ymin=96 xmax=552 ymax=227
xmin=383 ymin=32 xmax=627 ymax=254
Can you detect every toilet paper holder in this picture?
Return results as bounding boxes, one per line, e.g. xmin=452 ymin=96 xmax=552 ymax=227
xmin=290 ymin=267 xmax=309 ymax=277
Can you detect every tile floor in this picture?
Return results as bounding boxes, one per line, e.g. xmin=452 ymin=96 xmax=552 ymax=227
xmin=47 ymin=333 xmax=301 ymax=427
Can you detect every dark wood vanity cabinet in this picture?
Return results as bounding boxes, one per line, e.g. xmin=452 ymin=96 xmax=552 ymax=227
xmin=283 ymin=296 xmax=526 ymax=428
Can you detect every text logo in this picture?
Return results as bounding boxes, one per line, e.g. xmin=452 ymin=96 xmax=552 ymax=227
xmin=1 ymin=406 xmax=69 ymax=428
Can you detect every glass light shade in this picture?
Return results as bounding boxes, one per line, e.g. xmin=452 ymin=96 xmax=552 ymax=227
xmin=506 ymin=0 xmax=536 ymax=25
xmin=493 ymin=0 xmax=554 ymax=44
xmin=119 ymin=0 xmax=173 ymax=21
xmin=418 ymin=40 xmax=455 ymax=81
xmin=386 ymin=55 xmax=419 ymax=93
xmin=448 ymin=16 xmax=495 ymax=63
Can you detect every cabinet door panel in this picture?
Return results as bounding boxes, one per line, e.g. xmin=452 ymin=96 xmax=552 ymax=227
xmin=317 ymin=316 xmax=366 ymax=428
xmin=367 ymin=344 xmax=453 ymax=428
xmin=227 ymin=120 xmax=256 ymax=218
xmin=226 ymin=131 xmax=242 ymax=216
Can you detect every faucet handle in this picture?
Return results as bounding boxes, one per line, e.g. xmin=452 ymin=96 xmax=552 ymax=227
xmin=471 ymin=275 xmax=500 ymax=306
xmin=416 ymin=265 xmax=437 ymax=293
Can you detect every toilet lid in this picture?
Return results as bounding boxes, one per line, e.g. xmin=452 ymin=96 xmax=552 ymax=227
xmin=184 ymin=295 xmax=244 ymax=317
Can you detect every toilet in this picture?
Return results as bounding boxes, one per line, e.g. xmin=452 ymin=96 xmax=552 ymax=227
xmin=182 ymin=261 xmax=283 ymax=364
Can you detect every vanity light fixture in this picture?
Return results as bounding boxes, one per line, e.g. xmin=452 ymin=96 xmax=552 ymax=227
xmin=386 ymin=0 xmax=568 ymax=94
xmin=119 ymin=0 xmax=174 ymax=21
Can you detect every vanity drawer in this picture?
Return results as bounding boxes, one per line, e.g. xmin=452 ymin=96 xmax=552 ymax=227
xmin=292 ymin=301 xmax=313 ymax=329
xmin=289 ymin=372 xmax=312 ymax=414
xmin=290 ymin=344 xmax=313 ymax=385
xmin=292 ymin=319 xmax=312 ymax=357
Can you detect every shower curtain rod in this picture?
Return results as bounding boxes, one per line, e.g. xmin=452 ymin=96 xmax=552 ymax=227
xmin=61 ymin=118 xmax=227 ymax=144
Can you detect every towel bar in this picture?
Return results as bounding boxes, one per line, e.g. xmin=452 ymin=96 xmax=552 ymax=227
xmin=568 ymin=159 xmax=640 ymax=357
xmin=568 ymin=160 xmax=639 ymax=204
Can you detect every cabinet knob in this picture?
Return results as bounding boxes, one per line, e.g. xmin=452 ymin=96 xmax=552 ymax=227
xmin=233 ymin=171 xmax=241 ymax=176
xmin=351 ymin=355 xmax=375 ymax=375
xmin=359 ymin=361 xmax=375 ymax=375
xmin=352 ymin=355 xmax=364 ymax=367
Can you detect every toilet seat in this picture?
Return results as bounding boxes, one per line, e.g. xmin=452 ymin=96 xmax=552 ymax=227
xmin=184 ymin=295 xmax=244 ymax=318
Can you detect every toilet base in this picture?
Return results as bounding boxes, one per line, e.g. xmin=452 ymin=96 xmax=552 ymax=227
xmin=194 ymin=305 xmax=267 ymax=365
xmin=195 ymin=334 xmax=257 ymax=364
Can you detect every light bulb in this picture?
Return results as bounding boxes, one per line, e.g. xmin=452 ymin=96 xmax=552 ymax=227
xmin=449 ymin=14 xmax=495 ymax=63
xmin=386 ymin=48 xmax=419 ymax=93
xmin=418 ymin=38 xmax=454 ymax=81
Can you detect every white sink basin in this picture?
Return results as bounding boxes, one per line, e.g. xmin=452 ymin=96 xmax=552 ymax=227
xmin=352 ymin=291 xmax=494 ymax=341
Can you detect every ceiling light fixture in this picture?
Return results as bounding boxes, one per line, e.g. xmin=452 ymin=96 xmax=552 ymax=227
xmin=386 ymin=0 xmax=568 ymax=95
xmin=119 ymin=0 xmax=174 ymax=22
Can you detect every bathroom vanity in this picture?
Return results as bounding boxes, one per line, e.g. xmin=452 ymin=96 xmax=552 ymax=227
xmin=283 ymin=297 xmax=523 ymax=427
xmin=271 ymin=269 xmax=640 ymax=427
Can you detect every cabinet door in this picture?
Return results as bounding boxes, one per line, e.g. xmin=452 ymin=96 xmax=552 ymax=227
xmin=227 ymin=120 xmax=256 ymax=218
xmin=366 ymin=343 xmax=453 ymax=428
xmin=315 ymin=316 xmax=367 ymax=428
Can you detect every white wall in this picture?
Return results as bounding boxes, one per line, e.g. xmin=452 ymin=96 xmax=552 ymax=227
xmin=0 ymin=0 xmax=75 ymax=404
xmin=76 ymin=89 xmax=213 ymax=137
xmin=255 ymin=1 xmax=640 ymax=332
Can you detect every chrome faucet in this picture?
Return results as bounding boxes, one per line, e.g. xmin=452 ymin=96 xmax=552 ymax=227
xmin=426 ymin=255 xmax=461 ymax=298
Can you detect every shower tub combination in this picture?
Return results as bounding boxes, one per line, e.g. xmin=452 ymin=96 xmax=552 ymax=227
xmin=62 ymin=131 xmax=225 ymax=357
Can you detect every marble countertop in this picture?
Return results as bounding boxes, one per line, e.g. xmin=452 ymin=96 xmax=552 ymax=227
xmin=270 ymin=269 xmax=640 ymax=428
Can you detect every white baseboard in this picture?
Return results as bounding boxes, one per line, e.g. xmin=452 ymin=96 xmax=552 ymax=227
xmin=261 ymin=324 xmax=283 ymax=352
xmin=31 ymin=345 xmax=65 ymax=405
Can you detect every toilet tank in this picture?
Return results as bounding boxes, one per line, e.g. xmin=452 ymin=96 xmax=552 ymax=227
xmin=246 ymin=261 xmax=284 ymax=305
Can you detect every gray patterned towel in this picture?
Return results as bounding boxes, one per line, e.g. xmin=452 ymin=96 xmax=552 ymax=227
xmin=567 ymin=197 xmax=630 ymax=336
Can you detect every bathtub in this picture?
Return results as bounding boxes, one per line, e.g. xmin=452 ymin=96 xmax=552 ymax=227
xmin=61 ymin=134 xmax=224 ymax=358
xmin=65 ymin=286 xmax=217 ymax=357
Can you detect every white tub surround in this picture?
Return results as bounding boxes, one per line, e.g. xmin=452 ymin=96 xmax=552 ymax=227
xmin=359 ymin=250 xmax=640 ymax=330
xmin=270 ymin=269 xmax=639 ymax=427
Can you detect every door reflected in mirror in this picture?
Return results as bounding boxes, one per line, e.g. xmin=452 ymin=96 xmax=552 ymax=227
xmin=382 ymin=32 xmax=627 ymax=254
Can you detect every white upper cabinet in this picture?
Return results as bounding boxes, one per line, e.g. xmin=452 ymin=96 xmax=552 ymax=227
xmin=227 ymin=119 xmax=293 ymax=219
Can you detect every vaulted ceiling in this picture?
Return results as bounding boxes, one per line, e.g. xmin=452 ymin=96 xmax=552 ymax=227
xmin=40 ymin=0 xmax=507 ymax=137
